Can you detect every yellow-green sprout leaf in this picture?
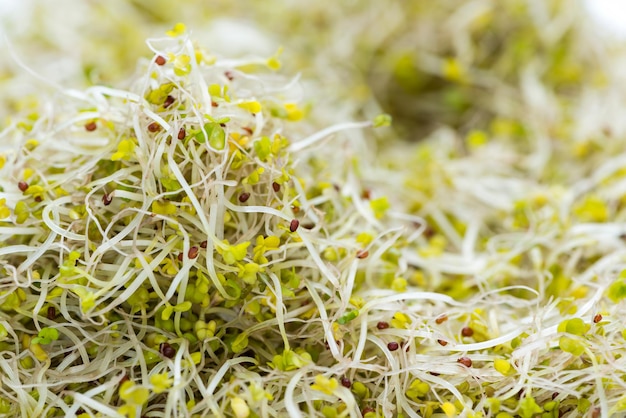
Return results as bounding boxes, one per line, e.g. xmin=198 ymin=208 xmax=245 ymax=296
xmin=559 ymin=336 xmax=585 ymax=356
xmin=0 ymin=199 xmax=10 ymax=219
xmin=351 ymin=381 xmax=369 ymax=398
xmin=391 ymin=311 xmax=411 ymax=329
xmin=311 ymin=375 xmax=338 ymax=395
xmin=518 ymin=396 xmax=543 ymax=418
xmin=152 ymin=200 xmax=177 ymax=216
xmin=166 ymin=23 xmax=186 ymax=37
xmin=370 ymin=196 xmax=390 ymax=219
xmin=161 ymin=304 xmax=174 ymax=321
xmin=406 ymin=379 xmax=430 ymax=400
xmin=607 ymin=275 xmax=626 ymax=303
xmin=557 ymin=318 xmax=589 ymax=336
xmin=0 ymin=154 xmax=5 ymax=170
xmin=231 ymin=333 xmax=249 ymax=354
xmin=238 ymin=101 xmax=262 ymax=113
xmin=284 ymin=103 xmax=304 ymax=121
xmin=32 ymin=327 xmax=59 ymax=345
xmin=441 ymin=402 xmax=457 ymax=418
xmin=15 ymin=201 xmax=29 ymax=224
xmin=150 ymin=373 xmax=173 ymax=394
xmin=243 ymin=167 xmax=265 ymax=185
xmin=111 ymin=139 xmax=136 ymax=161
xmin=172 ymin=54 xmax=191 ymax=76
xmin=269 ymin=349 xmax=311 ymax=371
xmin=573 ymin=195 xmax=608 ymax=222
xmin=356 ymin=232 xmax=373 ymax=246
xmin=238 ymin=263 xmax=261 ymax=285
xmin=195 ymin=122 xmax=225 ymax=150
xmin=230 ymin=397 xmax=250 ymax=418
xmin=442 ymin=57 xmax=466 ymax=82
xmin=119 ymin=381 xmax=149 ymax=406
xmin=267 ymin=47 xmax=283 ymax=70
xmin=29 ymin=342 xmax=48 ymax=361
xmin=24 ymin=139 xmax=39 ymax=150
xmin=494 ymin=358 xmax=512 ymax=375
xmin=337 ymin=310 xmax=359 ymax=325
xmin=254 ymin=136 xmax=272 ymax=161
xmin=391 ymin=277 xmax=407 ymax=292
xmin=218 ymin=241 xmax=250 ymax=265
xmin=72 ymin=288 xmax=95 ymax=313
xmin=373 ymin=114 xmax=392 ymax=128
xmin=24 ymin=185 xmax=45 ymax=200
xmin=466 ymin=130 xmax=488 ymax=149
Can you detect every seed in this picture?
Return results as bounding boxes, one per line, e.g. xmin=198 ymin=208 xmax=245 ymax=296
xmin=592 ymin=407 xmax=601 ymax=418
xmin=435 ymin=314 xmax=448 ymax=324
xmin=361 ymin=189 xmax=371 ymax=199
xmin=177 ymin=253 xmax=184 ymax=262
xmin=211 ymin=101 xmax=218 ymax=107
xmin=361 ymin=407 xmax=374 ymax=415
xmin=148 ymin=122 xmax=160 ymax=132
xmin=272 ymin=182 xmax=280 ymax=192
xmin=155 ymin=55 xmax=166 ymax=66
xmin=188 ymin=246 xmax=199 ymax=259
xmin=457 ymin=357 xmax=472 ymax=367
xmin=178 ymin=127 xmax=186 ymax=140
xmin=437 ymin=339 xmax=448 ymax=346
xmin=160 ymin=342 xmax=176 ymax=358
xmin=376 ymin=321 xmax=389 ymax=330
xmin=85 ymin=121 xmax=97 ymax=131
xmin=340 ymin=377 xmax=351 ymax=388
xmin=18 ymin=181 xmax=28 ymax=192
xmin=356 ymin=249 xmax=369 ymax=259
xmin=291 ymin=205 xmax=300 ymax=214
xmin=163 ymin=95 xmax=175 ymax=108
xmin=593 ymin=314 xmax=602 ymax=323
xmin=200 ymin=240 xmax=207 ymax=249
xmin=290 ymin=219 xmax=299 ymax=232
xmin=47 ymin=306 xmax=56 ymax=320
xmin=34 ymin=196 xmax=42 ymax=202
xmin=102 ymin=193 xmax=113 ymax=206
xmin=461 ymin=327 xmax=474 ymax=337
xmin=243 ymin=127 xmax=253 ymax=135
xmin=387 ymin=342 xmax=399 ymax=351
xmin=225 ymin=71 xmax=234 ymax=81
xmin=239 ymin=192 xmax=250 ymax=203
xmin=552 ymin=392 xmax=559 ymax=400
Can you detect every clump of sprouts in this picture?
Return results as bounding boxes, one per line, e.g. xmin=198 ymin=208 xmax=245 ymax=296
xmin=1 ymin=12 xmax=626 ymax=418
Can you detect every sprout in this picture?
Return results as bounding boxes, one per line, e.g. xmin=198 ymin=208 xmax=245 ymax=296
xmin=1 ymin=1 xmax=626 ymax=416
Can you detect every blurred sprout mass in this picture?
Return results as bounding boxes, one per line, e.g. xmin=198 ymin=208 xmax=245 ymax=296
xmin=2 ymin=1 xmax=626 ymax=417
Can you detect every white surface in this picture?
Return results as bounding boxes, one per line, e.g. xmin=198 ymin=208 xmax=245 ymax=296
xmin=586 ymin=0 xmax=626 ymax=37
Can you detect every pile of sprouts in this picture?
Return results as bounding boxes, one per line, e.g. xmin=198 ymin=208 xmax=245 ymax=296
xmin=2 ymin=3 xmax=626 ymax=418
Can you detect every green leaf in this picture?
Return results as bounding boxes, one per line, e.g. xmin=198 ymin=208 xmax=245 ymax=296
xmin=231 ymin=333 xmax=249 ymax=354
xmin=373 ymin=113 xmax=392 ymax=128
xmin=337 ymin=309 xmax=359 ymax=325
xmin=37 ymin=327 xmax=59 ymax=345
xmin=559 ymin=336 xmax=585 ymax=356
xmin=253 ymin=137 xmax=272 ymax=161
xmin=519 ymin=396 xmax=543 ymax=418
xmin=607 ymin=276 xmax=626 ymax=303
xmin=195 ymin=123 xmax=226 ymax=150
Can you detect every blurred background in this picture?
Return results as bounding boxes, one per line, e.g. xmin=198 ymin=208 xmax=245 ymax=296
xmin=1 ymin=0 xmax=624 ymax=141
